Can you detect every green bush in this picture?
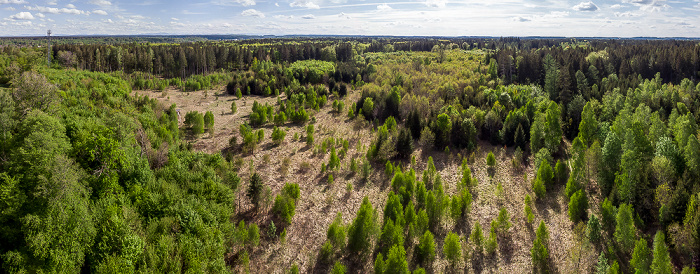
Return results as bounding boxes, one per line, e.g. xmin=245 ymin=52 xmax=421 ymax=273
xmin=203 ymin=111 xmax=214 ymax=135
xmin=524 ymin=194 xmax=535 ymax=224
xmin=384 ymin=244 xmax=409 ymax=274
xmin=231 ymin=101 xmax=237 ymax=114
xmin=568 ymin=189 xmax=588 ymax=223
xmin=614 ymin=203 xmax=636 ymax=253
xmin=327 ymin=212 xmax=346 ymax=249
xmin=443 ymin=232 xmax=462 ymax=266
xmin=347 ymin=197 xmax=377 ymax=257
xmin=486 ymin=151 xmax=496 ymax=168
xmin=247 ymin=173 xmax=264 ymax=210
xmin=651 ymin=231 xmax=673 ymax=274
xmin=587 ymin=214 xmax=601 ymax=244
xmin=531 ymin=221 xmax=550 ymax=273
xmin=272 ymin=126 xmax=286 ymax=145
xmin=416 ymin=231 xmax=436 ymax=267
xmin=630 ymin=238 xmax=651 ymax=273
xmin=485 ymin=220 xmax=498 ymax=254
xmin=496 ymin=207 xmax=512 ymax=235
xmin=184 ymin=111 xmax=204 ymax=136
xmin=470 ymin=222 xmax=484 ymax=251
xmin=306 ymin=124 xmax=314 ymax=146
xmin=330 ymin=262 xmax=346 ymax=274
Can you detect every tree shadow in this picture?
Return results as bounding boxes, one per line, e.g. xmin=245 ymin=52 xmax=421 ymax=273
xmin=498 ymin=233 xmax=515 ymax=264
xmin=469 ymin=252 xmax=484 ymax=274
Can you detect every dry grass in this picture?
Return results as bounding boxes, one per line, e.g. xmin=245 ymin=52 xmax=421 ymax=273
xmin=133 ymin=87 xmax=587 ymax=274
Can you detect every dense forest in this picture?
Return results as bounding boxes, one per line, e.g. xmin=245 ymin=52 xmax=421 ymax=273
xmin=0 ymin=37 xmax=699 ymax=273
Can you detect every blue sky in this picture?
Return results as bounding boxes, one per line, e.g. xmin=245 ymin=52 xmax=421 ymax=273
xmin=0 ymin=0 xmax=698 ymax=36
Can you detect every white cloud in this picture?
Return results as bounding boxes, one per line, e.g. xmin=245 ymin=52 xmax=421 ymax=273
xmin=241 ymin=8 xmax=264 ymax=18
xmin=9 ymin=11 xmax=33 ymax=20
xmin=171 ymin=17 xmax=179 ymax=21
xmin=622 ymin=0 xmax=669 ymax=12
xmin=238 ymin=0 xmax=256 ymax=6
xmin=35 ymin=12 xmax=44 ymax=17
xmin=275 ymin=2 xmax=279 ymax=6
xmin=610 ymin=4 xmax=623 ymax=8
xmin=424 ymin=0 xmax=446 ymax=8
xmin=290 ymin=0 xmax=319 ymax=9
xmin=11 ymin=20 xmax=31 ymax=25
xmin=0 ymin=0 xmax=26 ymax=4
xmin=93 ymin=9 xmax=107 ymax=15
xmin=26 ymin=5 xmax=89 ymax=15
xmin=170 ymin=21 xmax=185 ymax=27
xmin=46 ymin=0 xmax=57 ymax=5
xmin=512 ymin=16 xmax=532 ymax=22
xmin=547 ymin=11 xmax=570 ymax=18
xmin=614 ymin=11 xmax=639 ymax=17
xmin=573 ymin=1 xmax=599 ymax=11
xmin=4 ymin=6 xmax=15 ymax=10
xmin=89 ymin=0 xmax=112 ymax=6
xmin=66 ymin=4 xmax=76 ymax=8
xmin=622 ymin=0 xmax=653 ymax=4
xmin=377 ymin=3 xmax=391 ymax=11
xmin=301 ymin=14 xmax=315 ymax=19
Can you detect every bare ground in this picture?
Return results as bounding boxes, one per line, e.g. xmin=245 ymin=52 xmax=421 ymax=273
xmin=133 ymin=87 xmax=589 ymax=274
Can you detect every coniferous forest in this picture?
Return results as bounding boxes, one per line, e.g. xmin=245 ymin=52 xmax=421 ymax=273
xmin=1 ymin=37 xmax=700 ymax=273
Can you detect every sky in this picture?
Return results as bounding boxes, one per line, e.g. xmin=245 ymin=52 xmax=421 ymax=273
xmin=0 ymin=0 xmax=699 ymax=37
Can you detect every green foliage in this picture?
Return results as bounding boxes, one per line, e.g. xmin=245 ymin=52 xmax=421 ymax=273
xmin=568 ymin=189 xmax=588 ymax=223
xmin=496 ymin=207 xmax=512 ymax=235
xmin=327 ymin=212 xmax=346 ymax=250
xmin=601 ymin=198 xmax=617 ymax=235
xmin=362 ymin=97 xmax=375 ymax=119
xmin=531 ymin=221 xmax=550 ymax=273
xmin=361 ymin=158 xmax=371 ymax=181
xmin=287 ymin=60 xmax=335 ymax=84
xmin=248 ymin=173 xmax=264 ymax=210
xmin=272 ymin=126 xmax=287 ymax=145
xmin=486 ymin=151 xmax=496 ymax=168
xmin=579 ymin=101 xmax=598 ymax=146
xmin=485 ymin=220 xmax=499 ymax=254
xmin=374 ymin=253 xmax=385 ymax=274
xmin=379 ymin=219 xmax=404 ymax=254
xmin=554 ymin=160 xmax=567 ymax=184
xmin=630 ymin=238 xmax=651 ymax=274
xmin=306 ymin=124 xmax=314 ymax=146
xmin=384 ymin=244 xmax=409 ymax=274
xmin=614 ymin=203 xmax=636 ymax=253
xmin=525 ymin=194 xmax=535 ymax=224
xmin=533 ymin=158 xmax=554 ymax=200
xmin=203 ymin=111 xmax=214 ymax=134
xmin=587 ymin=214 xmax=601 ymax=244
xmin=273 ymin=183 xmax=300 ymax=224
xmin=396 ymin=127 xmax=414 ymax=158
xmin=443 ymin=232 xmax=462 ymax=266
xmin=184 ymin=111 xmax=205 ymax=136
xmin=470 ymin=222 xmax=484 ymax=253
xmin=330 ymin=262 xmax=346 ymax=274
xmin=231 ymin=101 xmax=237 ymax=114
xmin=347 ymin=197 xmax=377 ymax=258
xmin=651 ymin=231 xmax=673 ymax=274
xmin=416 ymin=230 xmax=436 ymax=267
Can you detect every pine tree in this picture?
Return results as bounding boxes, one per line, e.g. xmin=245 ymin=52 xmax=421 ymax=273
xmin=651 ymin=231 xmax=673 ymax=274
xmin=630 ymin=238 xmax=651 ymax=274
xmin=614 ymin=203 xmax=636 ymax=253
xmin=416 ymin=231 xmax=436 ymax=267
xmin=443 ymin=232 xmax=462 ymax=267
xmin=247 ymin=173 xmax=263 ymax=210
